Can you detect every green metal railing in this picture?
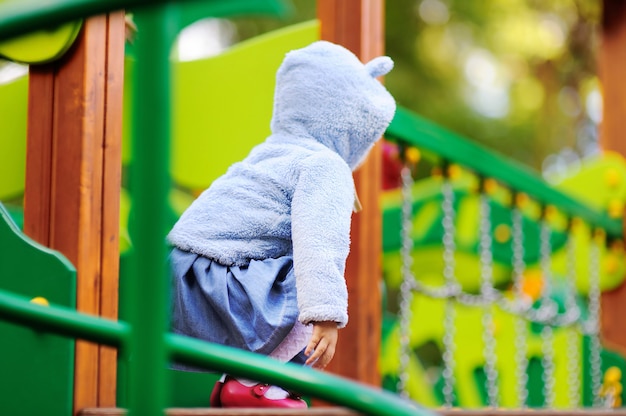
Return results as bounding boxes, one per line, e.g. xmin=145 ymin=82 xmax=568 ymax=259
xmin=383 ymin=106 xmax=623 ymax=409
xmin=0 ymin=1 xmax=435 ymax=416
xmin=0 ymin=288 xmax=429 ymax=415
xmin=386 ymin=107 xmax=623 ymax=238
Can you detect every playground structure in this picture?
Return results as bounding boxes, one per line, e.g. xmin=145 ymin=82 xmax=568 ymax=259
xmin=380 ymin=113 xmax=626 ymax=409
xmin=2 ymin=0 xmax=626 ymax=415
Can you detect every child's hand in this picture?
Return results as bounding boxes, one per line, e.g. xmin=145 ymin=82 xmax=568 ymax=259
xmin=305 ymin=321 xmax=338 ymax=369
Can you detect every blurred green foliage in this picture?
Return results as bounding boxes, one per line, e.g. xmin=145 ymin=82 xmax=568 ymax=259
xmin=230 ymin=0 xmax=602 ymax=174
xmin=386 ymin=0 xmax=602 ymax=174
xmin=0 ymin=0 xmax=605 ymax=177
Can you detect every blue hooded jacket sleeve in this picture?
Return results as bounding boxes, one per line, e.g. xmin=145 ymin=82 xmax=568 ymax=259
xmin=291 ymin=151 xmax=354 ymax=327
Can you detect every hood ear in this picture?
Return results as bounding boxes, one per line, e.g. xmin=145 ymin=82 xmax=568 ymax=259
xmin=365 ymin=56 xmax=394 ymax=78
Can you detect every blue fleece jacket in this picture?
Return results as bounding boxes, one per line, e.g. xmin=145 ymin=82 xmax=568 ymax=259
xmin=167 ymin=41 xmax=396 ymax=328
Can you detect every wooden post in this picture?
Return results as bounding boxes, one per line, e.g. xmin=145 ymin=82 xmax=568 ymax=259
xmin=317 ymin=0 xmax=386 ymax=386
xmin=24 ymin=13 xmax=125 ymax=414
xmin=598 ymin=0 xmax=626 ymax=356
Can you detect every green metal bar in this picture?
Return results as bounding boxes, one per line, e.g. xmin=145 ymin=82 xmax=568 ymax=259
xmin=0 ymin=289 xmax=129 ymax=347
xmin=0 ymin=0 xmax=289 ymax=41
xmin=168 ymin=334 xmax=432 ymax=416
xmin=385 ymin=106 xmax=623 ymax=238
xmin=126 ymin=4 xmax=177 ymax=415
xmin=0 ymin=288 xmax=432 ymax=416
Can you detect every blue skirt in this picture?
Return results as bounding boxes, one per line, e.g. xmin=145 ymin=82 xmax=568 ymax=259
xmin=169 ymin=248 xmax=300 ymax=370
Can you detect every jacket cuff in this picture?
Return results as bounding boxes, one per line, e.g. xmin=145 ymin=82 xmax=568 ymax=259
xmin=298 ymin=306 xmax=348 ymax=329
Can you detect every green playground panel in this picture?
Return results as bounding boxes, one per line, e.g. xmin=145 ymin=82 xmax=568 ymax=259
xmin=381 ymin=176 xmax=568 ymax=262
xmin=381 ymin=174 xmax=625 ymax=296
xmin=0 ymin=203 xmax=76 ymax=415
xmin=0 ymin=0 xmax=82 ymax=64
xmin=0 ymin=74 xmax=27 ymax=201
xmin=0 ymin=20 xmax=82 ymax=64
xmin=118 ymin=20 xmax=320 ymax=244
xmin=171 ymin=19 xmax=319 ymax=190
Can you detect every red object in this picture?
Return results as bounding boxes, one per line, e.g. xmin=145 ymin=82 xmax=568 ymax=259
xmin=382 ymin=140 xmax=403 ymax=190
xmin=210 ymin=377 xmax=308 ymax=408
xmin=209 ymin=379 xmax=223 ymax=407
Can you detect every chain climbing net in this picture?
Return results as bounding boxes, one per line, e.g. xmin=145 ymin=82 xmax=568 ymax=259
xmin=395 ymin=149 xmax=611 ymax=410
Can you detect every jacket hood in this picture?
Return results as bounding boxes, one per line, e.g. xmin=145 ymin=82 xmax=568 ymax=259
xmin=270 ymin=41 xmax=396 ymax=170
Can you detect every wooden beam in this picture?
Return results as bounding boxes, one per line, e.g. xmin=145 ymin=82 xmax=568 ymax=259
xmin=79 ymin=407 xmax=626 ymax=416
xmin=599 ymin=0 xmax=626 ymax=357
xmin=24 ymin=12 xmax=125 ymax=414
xmin=599 ymin=0 xmax=626 ymax=156
xmin=98 ymin=11 xmax=126 ymax=408
xmin=317 ymin=0 xmax=386 ymax=387
xmin=80 ymin=408 xmax=361 ymax=415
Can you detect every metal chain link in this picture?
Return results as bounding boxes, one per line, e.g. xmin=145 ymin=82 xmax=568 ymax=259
xmin=565 ymin=231 xmax=582 ymax=408
xmin=540 ymin=219 xmax=555 ymax=408
xmin=397 ymin=165 xmax=415 ymax=398
xmin=479 ymin=193 xmax=499 ymax=407
xmin=512 ymin=208 xmax=529 ymax=408
xmin=441 ymin=180 xmax=457 ymax=407
xmin=395 ymin=167 xmax=601 ymax=410
xmin=587 ymin=232 xmax=603 ymax=407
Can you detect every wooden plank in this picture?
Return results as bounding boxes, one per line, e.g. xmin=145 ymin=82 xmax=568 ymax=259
xmin=52 ymin=16 xmax=107 ymax=413
xmin=316 ymin=0 xmax=385 ymax=387
xmin=80 ymin=408 xmax=361 ymax=416
xmin=599 ymin=0 xmax=626 ymax=357
xmin=98 ymin=11 xmax=125 ymax=408
xmin=598 ymin=0 xmax=626 ymax=156
xmin=23 ymin=13 xmax=124 ymax=415
xmin=79 ymin=407 xmax=626 ymax=416
xmin=439 ymin=411 xmax=626 ymax=416
xmin=24 ymin=66 xmax=55 ymax=245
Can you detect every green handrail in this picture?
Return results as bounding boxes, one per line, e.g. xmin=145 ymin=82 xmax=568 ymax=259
xmin=126 ymin=5 xmax=174 ymax=414
xmin=0 ymin=288 xmax=434 ymax=416
xmin=0 ymin=289 xmax=129 ymax=348
xmin=0 ymin=0 xmax=289 ymax=41
xmin=385 ymin=107 xmax=623 ymax=238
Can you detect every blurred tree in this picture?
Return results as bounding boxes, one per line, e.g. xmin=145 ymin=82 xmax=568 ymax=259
xmin=386 ymin=0 xmax=602 ymax=175
xmin=231 ymin=0 xmax=317 ymax=40
xmin=228 ymin=0 xmax=602 ymax=175
xmin=0 ymin=0 xmax=603 ymax=176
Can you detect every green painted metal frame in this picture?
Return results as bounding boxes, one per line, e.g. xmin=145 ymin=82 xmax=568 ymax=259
xmin=0 ymin=203 xmax=76 ymax=415
xmin=0 ymin=288 xmax=432 ymax=416
xmin=126 ymin=6 xmax=174 ymax=413
xmin=0 ymin=0 xmax=289 ymax=40
xmin=385 ymin=107 xmax=623 ymax=239
xmin=0 ymin=1 xmax=435 ymax=415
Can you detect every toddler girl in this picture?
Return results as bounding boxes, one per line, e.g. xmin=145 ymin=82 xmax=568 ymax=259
xmin=168 ymin=40 xmax=396 ymax=408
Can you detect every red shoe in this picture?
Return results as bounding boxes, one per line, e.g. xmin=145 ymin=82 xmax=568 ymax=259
xmin=209 ymin=379 xmax=224 ymax=407
xmin=219 ymin=377 xmax=307 ymax=408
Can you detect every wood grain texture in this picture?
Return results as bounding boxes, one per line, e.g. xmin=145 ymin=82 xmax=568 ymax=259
xmin=316 ymin=0 xmax=386 ymax=388
xmin=80 ymin=408 xmax=361 ymax=416
xmin=79 ymin=407 xmax=626 ymax=416
xmin=98 ymin=11 xmax=126 ymax=408
xmin=599 ymin=0 xmax=626 ymax=357
xmin=24 ymin=13 xmax=124 ymax=414
xmin=24 ymin=65 xmax=55 ymax=244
